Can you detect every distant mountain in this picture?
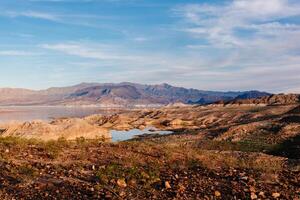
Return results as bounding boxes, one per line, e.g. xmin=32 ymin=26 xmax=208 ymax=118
xmin=233 ymin=91 xmax=271 ymax=100
xmin=0 ymin=83 xmax=100 ymax=106
xmin=0 ymin=82 xmax=271 ymax=106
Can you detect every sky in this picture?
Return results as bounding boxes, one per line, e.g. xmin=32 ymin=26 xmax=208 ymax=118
xmin=0 ymin=0 xmax=300 ymax=92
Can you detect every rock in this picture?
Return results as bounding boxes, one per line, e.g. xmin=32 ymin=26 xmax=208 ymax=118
xmin=165 ymin=181 xmax=171 ymax=189
xmin=117 ymin=179 xmax=127 ymax=188
xmin=119 ymin=191 xmax=126 ymax=197
xmin=5 ymin=149 xmax=9 ymax=153
xmin=249 ymin=186 xmax=256 ymax=192
xmin=178 ymin=184 xmax=186 ymax=193
xmin=141 ymin=171 xmax=150 ymax=179
xmin=250 ymin=193 xmax=257 ymax=199
xmin=1 ymin=118 xmax=111 ymax=141
xmin=258 ymin=191 xmax=265 ymax=197
xmin=128 ymin=179 xmax=137 ymax=186
xmin=241 ymin=176 xmax=248 ymax=181
xmin=214 ymin=191 xmax=221 ymax=197
xmin=272 ymin=192 xmax=281 ymax=198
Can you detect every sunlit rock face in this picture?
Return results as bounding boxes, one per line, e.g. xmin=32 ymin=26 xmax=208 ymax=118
xmin=0 ymin=118 xmax=111 ymax=141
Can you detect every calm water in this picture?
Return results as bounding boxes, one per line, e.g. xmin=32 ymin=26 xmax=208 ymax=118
xmin=110 ymin=127 xmax=173 ymax=142
xmin=0 ymin=106 xmax=118 ymax=123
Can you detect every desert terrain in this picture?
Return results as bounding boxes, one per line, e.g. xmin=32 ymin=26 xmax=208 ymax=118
xmin=2 ymin=0 xmax=300 ymax=198
xmin=0 ymin=94 xmax=299 ymax=199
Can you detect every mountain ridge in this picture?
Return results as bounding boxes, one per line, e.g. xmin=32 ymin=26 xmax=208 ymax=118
xmin=220 ymin=93 xmax=300 ymax=105
xmin=0 ymin=82 xmax=271 ymax=106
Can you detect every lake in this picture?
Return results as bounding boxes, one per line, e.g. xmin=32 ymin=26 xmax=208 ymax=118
xmin=0 ymin=106 xmax=120 ymax=123
xmin=110 ymin=127 xmax=173 ymax=142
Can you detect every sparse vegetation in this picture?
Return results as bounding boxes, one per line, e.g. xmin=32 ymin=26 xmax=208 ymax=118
xmin=196 ymin=139 xmax=274 ymax=152
xmin=0 ymin=104 xmax=299 ymax=199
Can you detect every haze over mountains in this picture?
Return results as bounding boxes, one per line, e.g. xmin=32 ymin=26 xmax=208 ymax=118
xmin=0 ymin=82 xmax=271 ymax=106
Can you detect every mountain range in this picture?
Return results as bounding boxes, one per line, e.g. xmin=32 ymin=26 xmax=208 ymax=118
xmin=0 ymin=82 xmax=271 ymax=106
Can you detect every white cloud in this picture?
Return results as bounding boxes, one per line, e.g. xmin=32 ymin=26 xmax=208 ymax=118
xmin=233 ymin=0 xmax=286 ymax=16
xmin=2 ymin=10 xmax=113 ymax=28
xmin=9 ymin=0 xmax=298 ymax=93
xmin=133 ymin=37 xmax=148 ymax=42
xmin=175 ymin=0 xmax=300 ymax=48
xmin=5 ymin=11 xmax=59 ymax=21
xmin=0 ymin=50 xmax=38 ymax=56
xmin=172 ymin=0 xmax=300 ymax=92
xmin=41 ymin=43 xmax=142 ymax=61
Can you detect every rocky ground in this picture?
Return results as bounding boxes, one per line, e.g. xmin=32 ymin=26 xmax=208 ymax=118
xmin=0 ymin=103 xmax=299 ymax=199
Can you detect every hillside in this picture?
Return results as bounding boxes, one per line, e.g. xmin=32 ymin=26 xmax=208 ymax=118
xmin=0 ymin=103 xmax=299 ymax=199
xmin=221 ymin=94 xmax=300 ymax=105
xmin=0 ymin=83 xmax=270 ymax=106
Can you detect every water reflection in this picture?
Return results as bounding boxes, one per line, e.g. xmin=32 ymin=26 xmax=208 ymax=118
xmin=110 ymin=127 xmax=173 ymax=142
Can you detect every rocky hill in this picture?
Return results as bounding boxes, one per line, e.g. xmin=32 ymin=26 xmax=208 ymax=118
xmin=0 ymin=82 xmax=270 ymax=106
xmin=221 ymin=94 xmax=300 ymax=105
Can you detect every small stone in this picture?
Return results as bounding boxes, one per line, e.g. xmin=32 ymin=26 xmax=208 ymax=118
xmin=258 ymin=192 xmax=265 ymax=197
xmin=5 ymin=149 xmax=9 ymax=153
xmin=272 ymin=192 xmax=281 ymax=198
xmin=178 ymin=184 xmax=186 ymax=193
xmin=119 ymin=191 xmax=126 ymax=197
xmin=204 ymin=195 xmax=210 ymax=200
xmin=165 ymin=181 xmax=171 ymax=189
xmin=214 ymin=191 xmax=221 ymax=197
xmin=251 ymin=193 xmax=257 ymax=199
xmin=153 ymin=177 xmax=161 ymax=183
xmin=249 ymin=186 xmax=256 ymax=192
xmin=117 ymin=179 xmax=127 ymax=188
xmin=141 ymin=171 xmax=150 ymax=179
xmin=128 ymin=179 xmax=137 ymax=186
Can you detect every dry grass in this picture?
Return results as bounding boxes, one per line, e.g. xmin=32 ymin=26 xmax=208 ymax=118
xmin=0 ymin=135 xmax=286 ymax=174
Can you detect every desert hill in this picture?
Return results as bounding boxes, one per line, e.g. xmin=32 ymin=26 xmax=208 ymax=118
xmin=220 ymin=94 xmax=300 ymax=105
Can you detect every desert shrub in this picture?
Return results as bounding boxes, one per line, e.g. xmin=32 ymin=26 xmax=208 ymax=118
xmin=0 ymin=136 xmax=39 ymax=147
xmin=197 ymin=139 xmax=274 ymax=153
xmin=18 ymin=164 xmax=37 ymax=177
xmin=96 ymin=163 xmax=160 ymax=186
xmin=192 ymin=150 xmax=283 ymax=172
xmin=268 ymin=135 xmax=300 ymax=159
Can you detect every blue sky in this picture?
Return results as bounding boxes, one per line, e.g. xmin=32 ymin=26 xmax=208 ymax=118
xmin=0 ymin=0 xmax=300 ymax=92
